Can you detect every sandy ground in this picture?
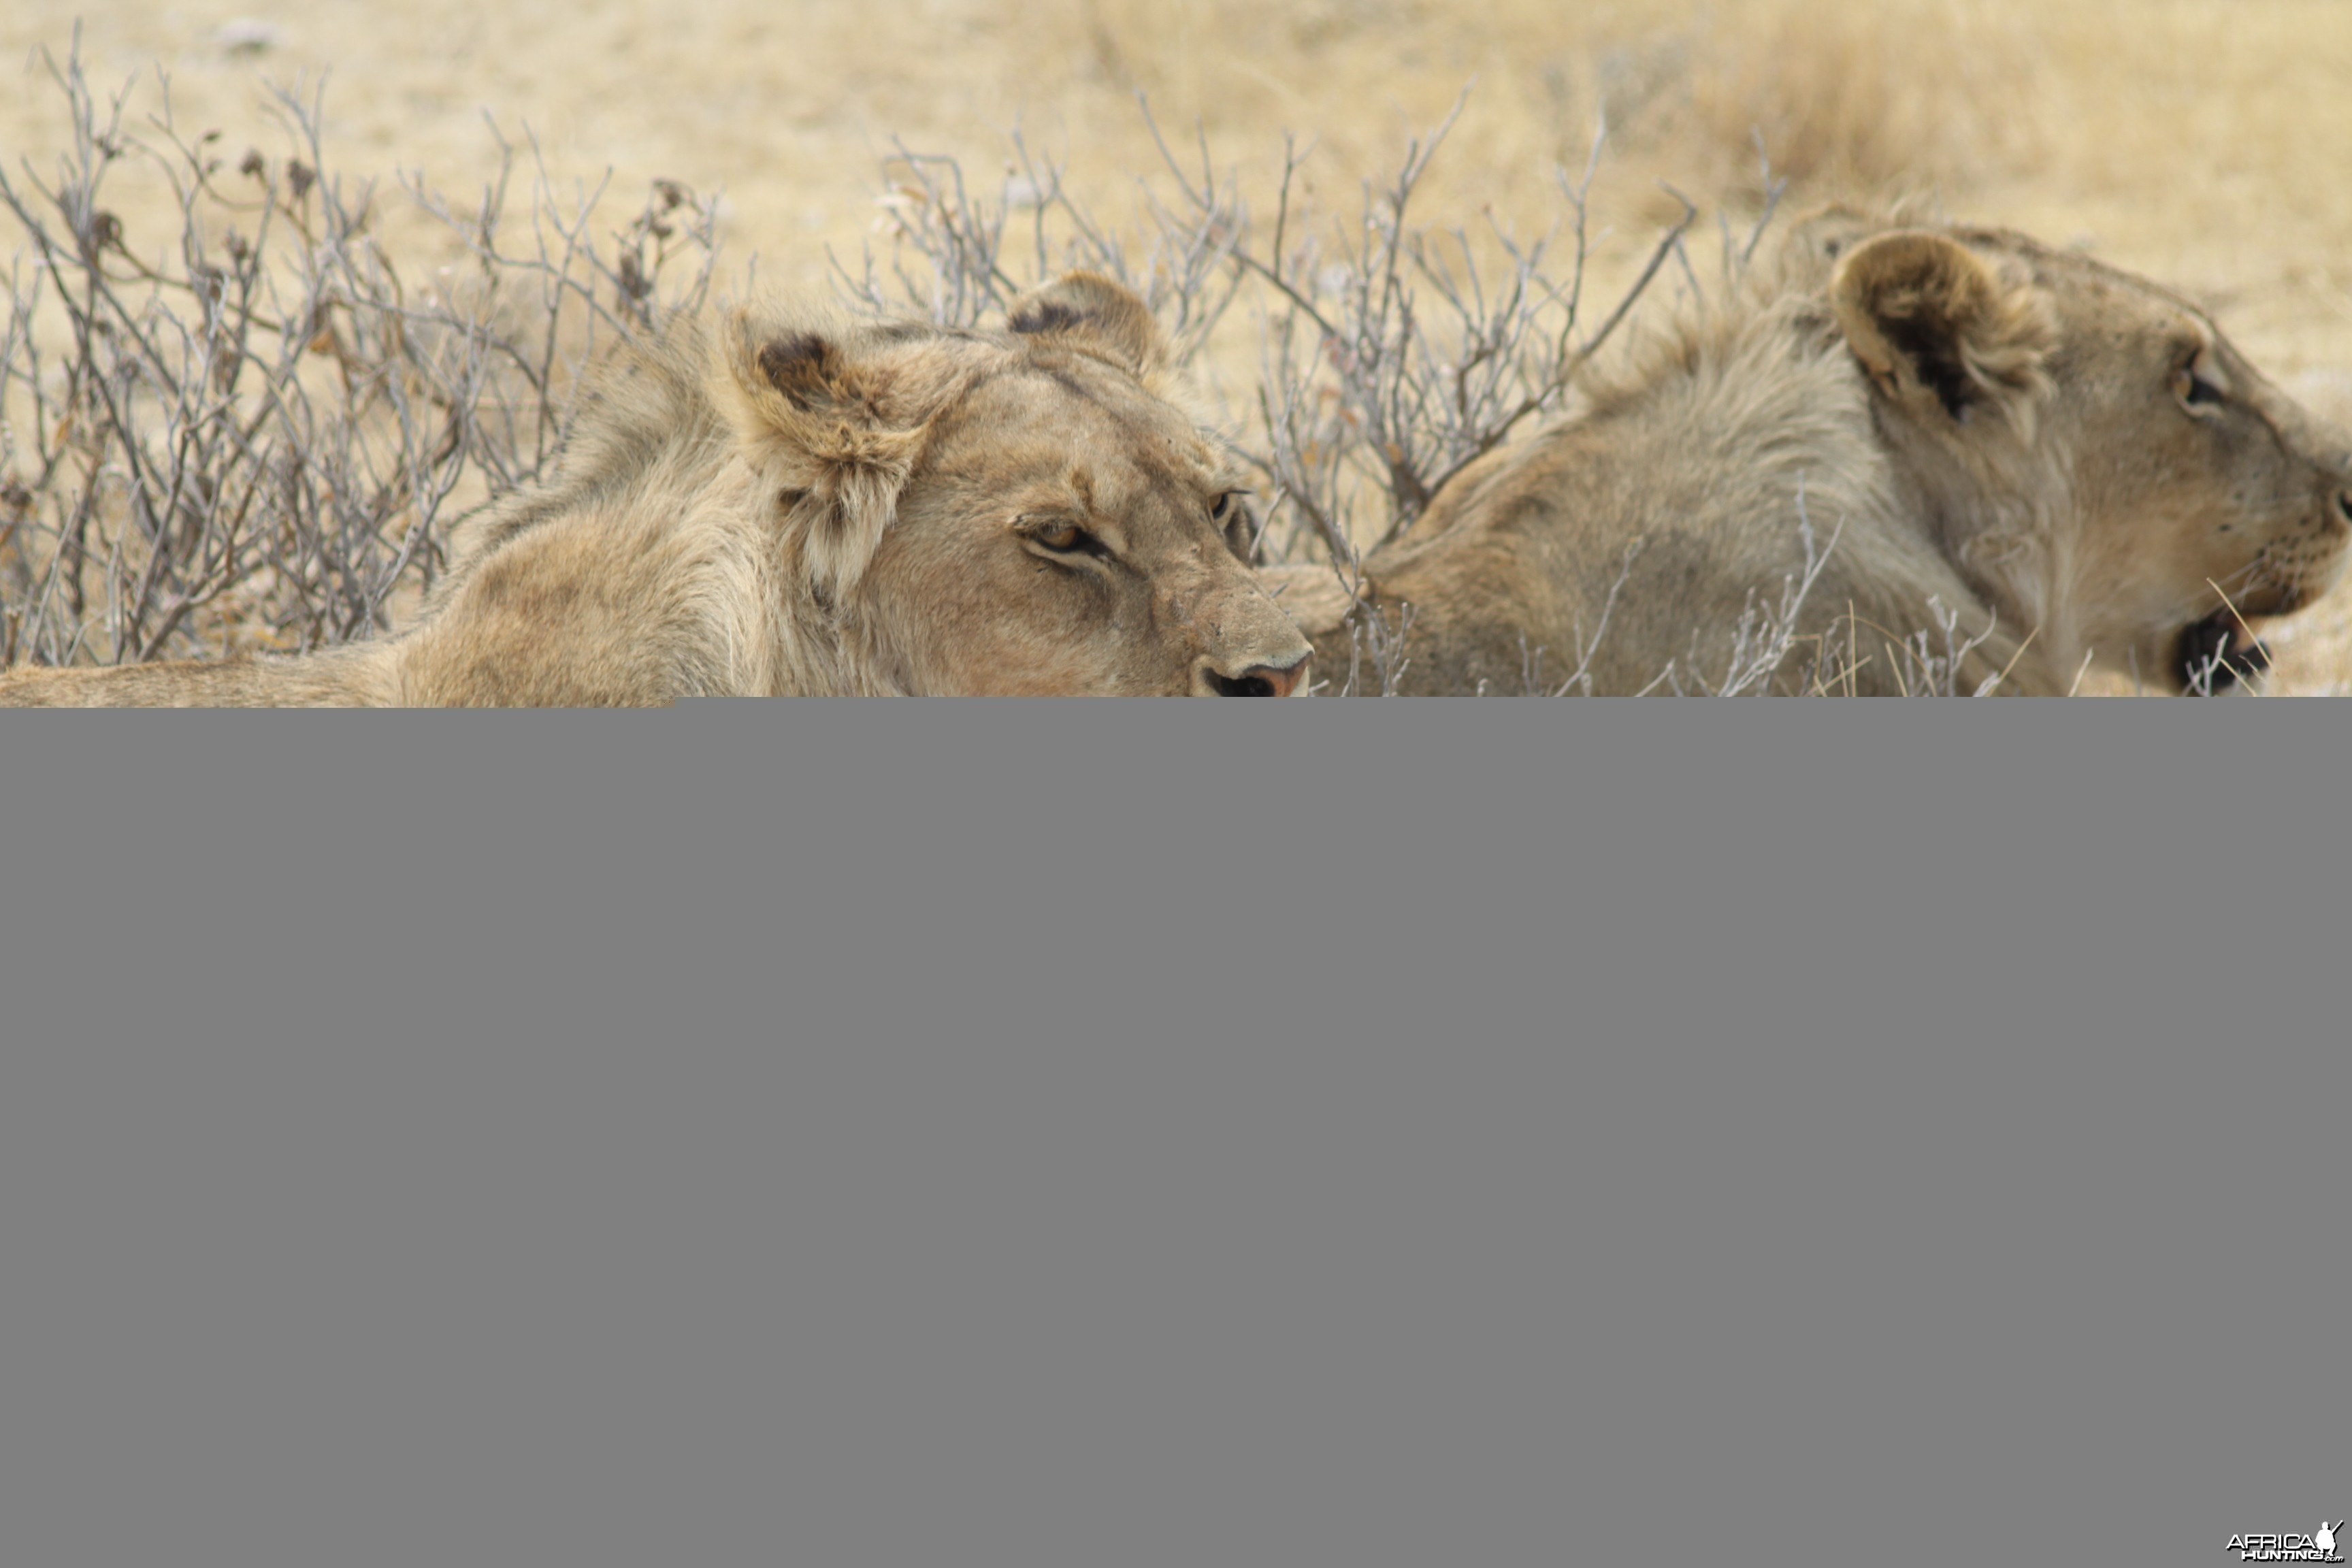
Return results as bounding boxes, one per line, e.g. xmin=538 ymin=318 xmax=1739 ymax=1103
xmin=11 ymin=0 xmax=2352 ymax=689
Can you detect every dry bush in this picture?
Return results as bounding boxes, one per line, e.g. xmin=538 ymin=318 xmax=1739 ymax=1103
xmin=0 ymin=38 xmax=718 ymax=669
xmin=852 ymin=99 xmax=1705 ymax=551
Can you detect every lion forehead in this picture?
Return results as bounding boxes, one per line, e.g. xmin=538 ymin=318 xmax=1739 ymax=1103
xmin=926 ymin=362 xmax=1227 ymax=504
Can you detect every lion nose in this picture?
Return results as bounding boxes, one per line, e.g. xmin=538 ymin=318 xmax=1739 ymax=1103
xmin=1203 ymin=652 xmax=1309 ymax=697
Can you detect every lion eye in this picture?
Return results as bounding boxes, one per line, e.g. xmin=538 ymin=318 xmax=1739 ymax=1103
xmin=1211 ymin=491 xmax=1241 ymax=523
xmin=1027 ymin=521 xmax=1106 ymax=559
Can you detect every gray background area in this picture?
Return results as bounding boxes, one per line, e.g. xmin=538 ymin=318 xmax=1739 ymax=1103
xmin=3 ymin=701 xmax=2344 ymax=1568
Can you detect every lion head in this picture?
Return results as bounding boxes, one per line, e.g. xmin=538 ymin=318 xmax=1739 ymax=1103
xmin=715 ymin=274 xmax=1312 ymax=697
xmin=1822 ymin=219 xmax=2352 ymax=690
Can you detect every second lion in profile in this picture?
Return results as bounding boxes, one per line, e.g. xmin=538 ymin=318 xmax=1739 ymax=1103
xmin=1273 ymin=212 xmax=2352 ymax=695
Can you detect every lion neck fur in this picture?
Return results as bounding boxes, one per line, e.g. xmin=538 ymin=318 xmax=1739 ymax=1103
xmin=1349 ymin=238 xmax=2068 ymax=695
xmin=459 ymin=315 xmax=960 ymax=698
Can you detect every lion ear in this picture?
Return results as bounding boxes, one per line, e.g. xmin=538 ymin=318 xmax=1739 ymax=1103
xmin=717 ymin=311 xmax=924 ymax=600
xmin=1831 ymin=230 xmax=2054 ymax=430
xmin=749 ymin=329 xmax=868 ymax=420
xmin=1007 ymin=272 xmax=1166 ymax=376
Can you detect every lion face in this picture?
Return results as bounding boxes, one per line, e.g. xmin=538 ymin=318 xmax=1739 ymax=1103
xmin=1830 ymin=226 xmax=2352 ymax=689
xmin=718 ymin=275 xmax=1311 ymax=696
xmin=875 ymin=342 xmax=1308 ymax=697
xmin=2040 ymin=275 xmax=2352 ymax=686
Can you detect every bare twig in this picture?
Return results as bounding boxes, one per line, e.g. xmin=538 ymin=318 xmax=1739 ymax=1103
xmin=863 ymin=91 xmax=1705 ymax=586
xmin=2 ymin=38 xmax=718 ymax=668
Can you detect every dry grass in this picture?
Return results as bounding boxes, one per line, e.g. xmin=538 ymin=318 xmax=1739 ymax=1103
xmin=17 ymin=1 xmax=2352 ymax=310
xmin=7 ymin=0 xmax=2352 ymax=687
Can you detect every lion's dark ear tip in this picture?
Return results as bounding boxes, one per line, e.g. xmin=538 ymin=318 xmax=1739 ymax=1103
xmin=1004 ymin=274 xmax=1164 ymax=373
xmin=1009 ymin=299 xmax=1085 ymax=337
xmin=757 ymin=332 xmax=832 ymax=393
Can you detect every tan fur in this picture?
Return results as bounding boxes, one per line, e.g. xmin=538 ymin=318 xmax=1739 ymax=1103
xmin=0 ymin=275 xmax=1312 ymax=706
xmin=1273 ymin=212 xmax=2352 ymax=695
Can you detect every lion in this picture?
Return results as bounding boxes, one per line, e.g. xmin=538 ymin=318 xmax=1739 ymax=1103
xmin=1271 ymin=211 xmax=2352 ymax=694
xmin=0 ymin=274 xmax=1312 ymax=705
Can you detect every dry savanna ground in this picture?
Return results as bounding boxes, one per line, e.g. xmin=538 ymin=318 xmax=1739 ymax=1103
xmin=9 ymin=0 xmax=2352 ymax=690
